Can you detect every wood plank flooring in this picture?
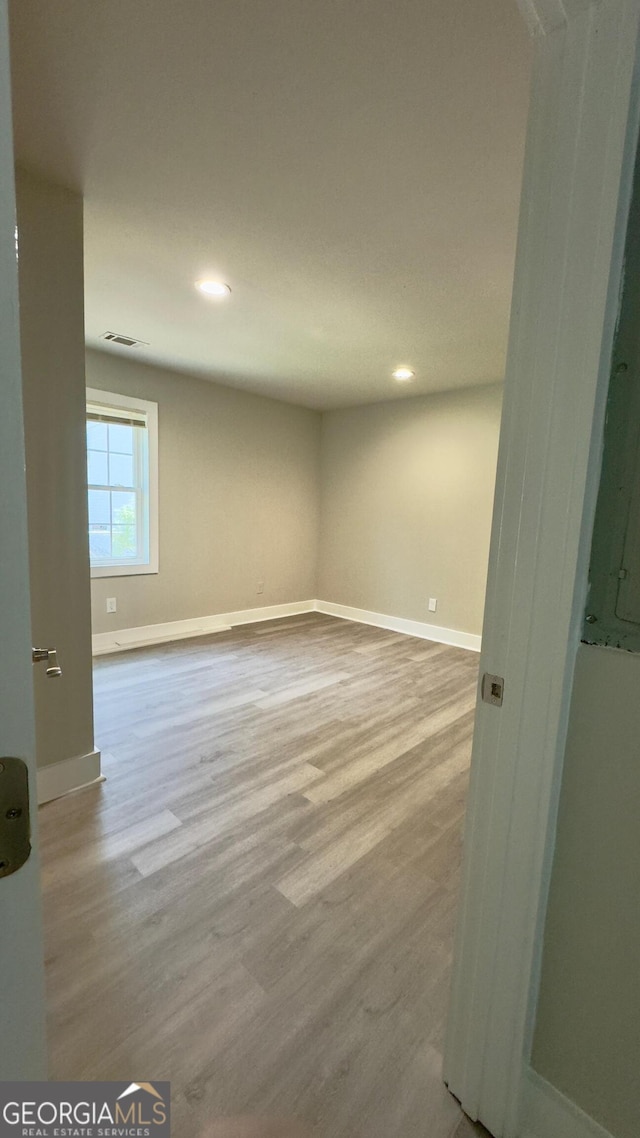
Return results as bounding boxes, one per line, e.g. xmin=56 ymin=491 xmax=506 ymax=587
xmin=38 ymin=613 xmax=487 ymax=1138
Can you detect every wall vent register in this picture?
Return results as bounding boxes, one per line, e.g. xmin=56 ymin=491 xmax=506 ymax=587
xmin=101 ymin=331 xmax=149 ymax=348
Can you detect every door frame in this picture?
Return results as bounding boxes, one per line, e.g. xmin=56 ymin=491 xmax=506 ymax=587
xmin=0 ymin=0 xmax=47 ymax=1080
xmin=3 ymin=0 xmax=640 ymax=1107
xmin=444 ymin=2 xmax=640 ymax=1136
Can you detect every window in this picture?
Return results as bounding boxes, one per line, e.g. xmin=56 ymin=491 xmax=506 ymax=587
xmin=86 ymin=388 xmax=158 ymax=578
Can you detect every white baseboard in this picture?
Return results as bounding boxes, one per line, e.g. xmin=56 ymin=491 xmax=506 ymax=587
xmin=520 ymin=1067 xmax=615 ymax=1138
xmin=314 ymin=600 xmax=482 ymax=652
xmin=220 ymin=599 xmax=315 ymax=628
xmin=92 ymin=600 xmax=316 ymax=656
xmin=92 ymin=598 xmax=481 ymax=656
xmin=37 ymin=749 xmax=103 ymax=805
xmin=92 ymin=615 xmax=232 ymax=655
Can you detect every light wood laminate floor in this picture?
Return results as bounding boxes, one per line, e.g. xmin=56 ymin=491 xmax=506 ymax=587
xmin=39 ymin=614 xmax=488 ymax=1138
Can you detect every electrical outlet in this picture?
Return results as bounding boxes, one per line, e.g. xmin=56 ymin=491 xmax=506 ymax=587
xmin=256 ymin=580 xmax=264 ymax=595
xmin=106 ymin=597 xmax=117 ymax=614
xmin=428 ymin=597 xmax=437 ymax=612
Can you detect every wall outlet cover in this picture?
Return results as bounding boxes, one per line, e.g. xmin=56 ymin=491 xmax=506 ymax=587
xmin=428 ymin=597 xmax=437 ymax=612
xmin=106 ymin=598 xmax=117 ymax=613
xmin=256 ymin=581 xmax=265 ymax=595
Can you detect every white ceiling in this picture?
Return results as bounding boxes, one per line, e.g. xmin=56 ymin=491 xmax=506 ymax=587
xmin=9 ymin=0 xmax=531 ymax=410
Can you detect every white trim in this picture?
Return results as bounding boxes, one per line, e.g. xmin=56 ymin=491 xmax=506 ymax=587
xmin=221 ymin=600 xmax=315 ymax=627
xmin=314 ymin=600 xmax=481 ymax=652
xmin=37 ymin=749 xmax=103 ymax=805
xmin=87 ymin=386 xmax=159 ymax=578
xmin=92 ymin=599 xmax=480 ymax=657
xmin=445 ymin=4 xmax=640 ymax=1137
xmin=92 ymin=600 xmax=316 ymax=655
xmin=0 ymin=4 xmax=48 ymax=1077
xmin=520 ymin=1068 xmax=615 ymax=1138
xmin=93 ymin=618 xmax=232 ymax=655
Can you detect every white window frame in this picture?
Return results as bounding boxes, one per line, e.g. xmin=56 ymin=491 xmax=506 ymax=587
xmin=86 ymin=387 xmax=159 ymax=578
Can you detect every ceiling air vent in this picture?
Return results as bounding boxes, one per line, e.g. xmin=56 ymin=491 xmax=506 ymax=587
xmin=101 ymin=331 xmax=148 ymax=348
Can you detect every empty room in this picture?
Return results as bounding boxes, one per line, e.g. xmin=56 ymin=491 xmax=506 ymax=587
xmin=6 ymin=1 xmax=530 ymax=1134
xmin=8 ymin=3 xmax=636 ymax=1138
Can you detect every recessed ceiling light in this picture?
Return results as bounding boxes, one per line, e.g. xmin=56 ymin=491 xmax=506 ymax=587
xmin=393 ymin=367 xmax=414 ymax=381
xmin=196 ymin=279 xmax=231 ymax=298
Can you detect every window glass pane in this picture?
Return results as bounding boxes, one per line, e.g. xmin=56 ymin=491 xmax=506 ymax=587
xmin=87 ymin=449 xmax=109 ymax=485
xmin=109 ymin=452 xmax=134 ymax=487
xmin=87 ymin=421 xmax=108 ymax=450
xmin=88 ymin=490 xmax=110 ymax=526
xmin=86 ymin=395 xmax=156 ymax=572
xmin=111 ymin=491 xmax=136 ymax=526
xmin=108 ymin=423 xmax=134 ymax=455
xmin=89 ymin=528 xmax=111 ymax=559
xmin=111 ymin=525 xmax=137 ymax=558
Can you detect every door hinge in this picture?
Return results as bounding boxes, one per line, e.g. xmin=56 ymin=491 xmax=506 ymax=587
xmin=0 ymin=757 xmax=31 ymax=878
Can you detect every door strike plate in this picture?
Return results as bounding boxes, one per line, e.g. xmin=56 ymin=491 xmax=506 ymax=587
xmin=481 ymin=673 xmax=504 ymax=707
xmin=0 ymin=757 xmax=31 ymax=878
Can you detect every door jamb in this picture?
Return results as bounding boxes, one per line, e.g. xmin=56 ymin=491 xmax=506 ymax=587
xmin=444 ymin=3 xmax=640 ymax=1135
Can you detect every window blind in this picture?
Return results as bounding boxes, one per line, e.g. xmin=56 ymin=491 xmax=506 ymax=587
xmin=86 ymin=408 xmax=147 ymax=428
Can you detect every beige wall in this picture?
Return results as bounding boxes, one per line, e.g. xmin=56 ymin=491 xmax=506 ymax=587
xmin=318 ymin=384 xmax=502 ymax=635
xmin=15 ymin=186 xmax=500 ymax=756
xmin=17 ymin=168 xmax=95 ymax=770
xmin=532 ymin=643 xmax=640 ymax=1138
xmin=87 ymin=350 xmax=321 ymax=634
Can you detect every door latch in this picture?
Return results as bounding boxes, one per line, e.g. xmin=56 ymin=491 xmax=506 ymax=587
xmin=0 ymin=758 xmax=31 ymax=878
xmin=481 ymin=672 xmax=504 ymax=707
xmin=32 ymin=646 xmax=62 ymax=677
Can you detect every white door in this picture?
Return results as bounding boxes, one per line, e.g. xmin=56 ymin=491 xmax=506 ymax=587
xmin=0 ymin=0 xmax=47 ymax=1079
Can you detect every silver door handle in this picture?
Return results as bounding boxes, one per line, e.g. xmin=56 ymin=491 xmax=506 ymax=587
xmin=32 ymin=647 xmax=62 ymax=677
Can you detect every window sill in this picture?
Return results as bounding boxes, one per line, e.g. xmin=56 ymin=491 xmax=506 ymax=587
xmin=90 ymin=561 xmax=159 ymax=579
